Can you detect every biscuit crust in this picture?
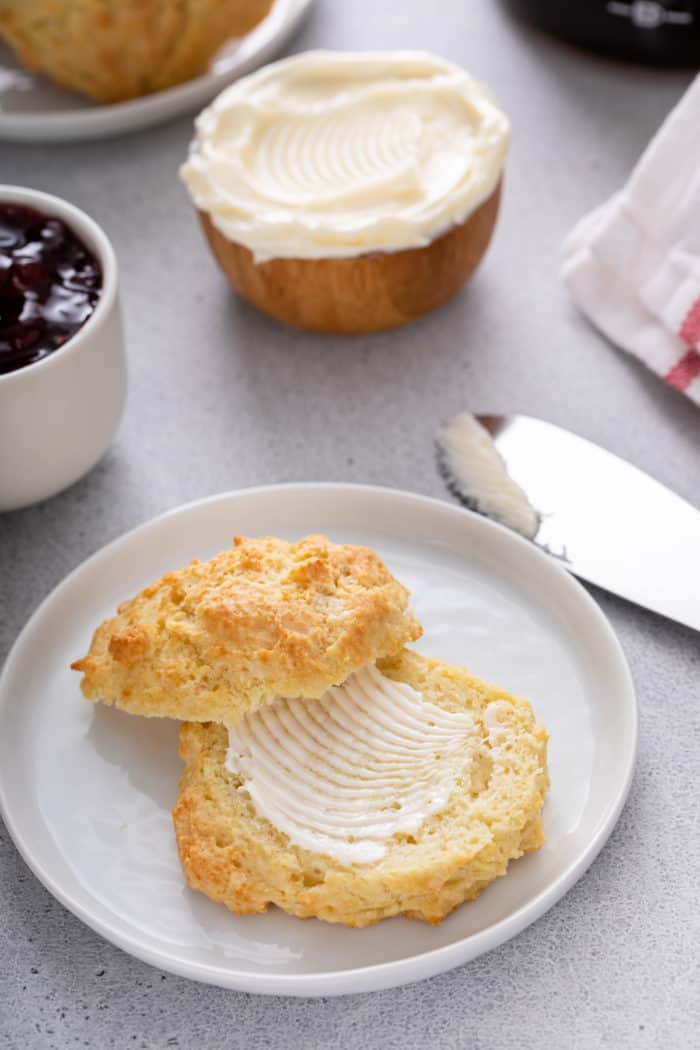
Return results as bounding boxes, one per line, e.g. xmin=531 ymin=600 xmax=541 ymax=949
xmin=0 ymin=0 xmax=273 ymax=103
xmin=173 ymin=650 xmax=549 ymax=927
xmin=72 ymin=535 xmax=422 ymax=723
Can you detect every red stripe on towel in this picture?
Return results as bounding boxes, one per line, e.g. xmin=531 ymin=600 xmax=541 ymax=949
xmin=678 ymin=296 xmax=700 ymax=347
xmin=665 ymin=297 xmax=700 ymax=391
xmin=665 ymin=348 xmax=700 ymax=391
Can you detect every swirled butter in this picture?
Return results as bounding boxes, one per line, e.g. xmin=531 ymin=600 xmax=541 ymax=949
xmin=225 ymin=664 xmax=480 ymax=864
xmin=181 ymin=50 xmax=509 ymax=262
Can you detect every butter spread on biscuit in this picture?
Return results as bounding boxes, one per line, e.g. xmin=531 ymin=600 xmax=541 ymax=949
xmin=181 ymin=50 xmax=509 ymax=263
xmin=225 ymin=663 xmax=482 ymax=864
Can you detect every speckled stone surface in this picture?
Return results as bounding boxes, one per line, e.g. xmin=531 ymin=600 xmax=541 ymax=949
xmin=1 ymin=2 xmax=699 ymax=1047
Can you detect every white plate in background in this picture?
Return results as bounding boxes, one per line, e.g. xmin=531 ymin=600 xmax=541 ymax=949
xmin=0 ymin=0 xmax=313 ymax=142
xmin=0 ymin=484 xmax=637 ymax=996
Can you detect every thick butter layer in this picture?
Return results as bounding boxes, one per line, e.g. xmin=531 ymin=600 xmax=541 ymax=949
xmin=225 ymin=664 xmax=479 ymax=864
xmin=181 ymin=50 xmax=509 ymax=262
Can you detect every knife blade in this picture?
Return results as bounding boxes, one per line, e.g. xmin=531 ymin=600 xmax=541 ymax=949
xmin=437 ymin=413 xmax=700 ymax=632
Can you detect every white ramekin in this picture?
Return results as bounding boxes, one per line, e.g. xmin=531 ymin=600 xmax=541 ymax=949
xmin=0 ymin=185 xmax=126 ymax=512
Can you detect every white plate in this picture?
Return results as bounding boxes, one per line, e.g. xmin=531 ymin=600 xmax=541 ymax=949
xmin=0 ymin=0 xmax=312 ymax=142
xmin=0 ymin=484 xmax=637 ymax=997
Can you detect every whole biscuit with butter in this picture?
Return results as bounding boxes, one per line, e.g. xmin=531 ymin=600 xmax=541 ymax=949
xmin=181 ymin=50 xmax=509 ymax=333
xmin=72 ymin=535 xmax=421 ymax=723
xmin=173 ymin=649 xmax=549 ymax=927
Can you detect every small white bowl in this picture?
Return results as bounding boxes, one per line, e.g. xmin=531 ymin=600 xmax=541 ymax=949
xmin=0 ymin=186 xmax=126 ymax=512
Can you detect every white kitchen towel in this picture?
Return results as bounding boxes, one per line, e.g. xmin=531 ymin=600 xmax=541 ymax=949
xmin=562 ymin=74 xmax=700 ymax=405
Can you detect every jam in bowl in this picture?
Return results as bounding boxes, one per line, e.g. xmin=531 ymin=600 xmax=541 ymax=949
xmin=0 ymin=203 xmax=102 ymax=376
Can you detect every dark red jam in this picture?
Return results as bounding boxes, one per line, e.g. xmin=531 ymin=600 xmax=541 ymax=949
xmin=0 ymin=203 xmax=102 ymax=376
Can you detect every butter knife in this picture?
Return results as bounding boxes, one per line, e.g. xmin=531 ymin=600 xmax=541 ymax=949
xmin=436 ymin=413 xmax=699 ymax=632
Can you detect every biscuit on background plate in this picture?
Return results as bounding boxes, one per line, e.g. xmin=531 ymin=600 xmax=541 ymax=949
xmin=0 ymin=0 xmax=274 ymax=103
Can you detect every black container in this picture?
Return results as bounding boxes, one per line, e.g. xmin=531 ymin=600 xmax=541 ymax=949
xmin=502 ymin=1 xmax=700 ymax=65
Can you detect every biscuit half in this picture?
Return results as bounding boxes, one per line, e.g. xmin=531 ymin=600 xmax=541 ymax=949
xmin=173 ymin=649 xmax=549 ymax=927
xmin=72 ymin=535 xmax=422 ymax=723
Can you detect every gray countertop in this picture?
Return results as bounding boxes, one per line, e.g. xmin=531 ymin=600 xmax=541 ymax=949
xmin=1 ymin=2 xmax=699 ymax=1047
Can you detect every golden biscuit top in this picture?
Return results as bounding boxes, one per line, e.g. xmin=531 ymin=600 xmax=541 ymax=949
xmin=72 ymin=534 xmax=422 ymax=723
